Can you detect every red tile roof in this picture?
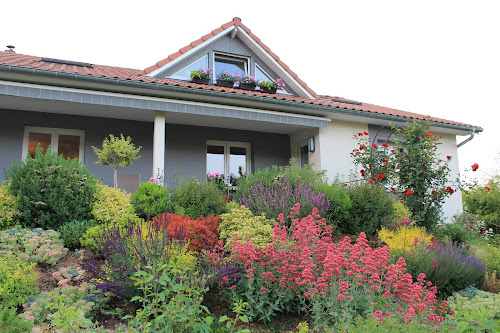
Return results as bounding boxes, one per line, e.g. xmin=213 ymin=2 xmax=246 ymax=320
xmin=0 ymin=50 xmax=479 ymax=130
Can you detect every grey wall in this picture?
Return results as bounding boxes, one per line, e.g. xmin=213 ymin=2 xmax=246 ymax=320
xmin=0 ymin=109 xmax=291 ymax=188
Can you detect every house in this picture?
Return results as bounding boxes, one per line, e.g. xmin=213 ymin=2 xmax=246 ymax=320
xmin=0 ymin=17 xmax=482 ymax=219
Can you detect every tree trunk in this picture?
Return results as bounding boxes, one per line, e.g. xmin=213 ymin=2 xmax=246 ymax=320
xmin=113 ymin=168 xmax=118 ymax=188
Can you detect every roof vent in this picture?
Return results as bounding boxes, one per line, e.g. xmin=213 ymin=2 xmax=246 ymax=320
xmin=5 ymin=45 xmax=15 ymax=53
xmin=41 ymin=57 xmax=93 ymax=68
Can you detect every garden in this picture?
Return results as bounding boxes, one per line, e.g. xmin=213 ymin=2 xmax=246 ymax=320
xmin=1 ymin=122 xmax=500 ymax=332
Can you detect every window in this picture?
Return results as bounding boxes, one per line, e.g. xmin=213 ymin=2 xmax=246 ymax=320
xmin=255 ymin=64 xmax=289 ymax=94
xmin=22 ymin=126 xmax=85 ymax=161
xmin=170 ymin=55 xmax=208 ymax=80
xmin=214 ymin=53 xmax=248 ymax=79
xmin=206 ymin=140 xmax=251 ymax=186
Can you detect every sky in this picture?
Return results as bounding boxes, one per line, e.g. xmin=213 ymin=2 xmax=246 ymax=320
xmin=2 ymin=0 xmax=499 ymax=183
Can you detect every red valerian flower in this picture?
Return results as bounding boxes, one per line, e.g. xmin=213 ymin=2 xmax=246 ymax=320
xmin=364 ymin=131 xmax=369 ymax=135
xmin=447 ymin=155 xmax=451 ymax=159
xmin=406 ymin=190 xmax=414 ymax=196
xmin=360 ymin=169 xmax=365 ymax=177
xmin=426 ymin=133 xmax=432 ymax=137
xmin=383 ymin=158 xmax=389 ymax=162
xmin=485 ymin=186 xmax=491 ymax=191
xmin=375 ymin=174 xmax=384 ymax=179
xmin=471 ymin=163 xmax=479 ymax=171
xmin=382 ymin=143 xmax=388 ymax=147
xmin=369 ymin=179 xmax=375 ymax=184
xmin=372 ymin=143 xmax=378 ymax=148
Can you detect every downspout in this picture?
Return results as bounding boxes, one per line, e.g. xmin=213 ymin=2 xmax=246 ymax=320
xmin=457 ymin=129 xmax=475 ymax=148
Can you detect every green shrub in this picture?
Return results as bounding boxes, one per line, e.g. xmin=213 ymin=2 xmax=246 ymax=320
xmin=471 ymin=243 xmax=500 ymax=273
xmin=320 ymin=182 xmax=351 ymax=230
xmin=171 ymin=177 xmax=226 ymax=218
xmin=0 ymin=182 xmax=19 ymax=230
xmin=325 ymin=315 xmax=452 ymax=332
xmin=57 ymin=220 xmax=95 ymax=249
xmin=338 ymin=183 xmax=394 ymax=235
xmin=0 ymin=306 xmax=34 ymax=333
xmin=131 ymin=181 xmax=171 ymax=219
xmin=0 ymin=256 xmax=38 ymax=308
xmin=92 ymin=184 xmax=135 ymax=224
xmin=463 ymin=177 xmax=500 ymax=227
xmin=219 ymin=205 xmax=274 ymax=249
xmin=448 ymin=286 xmax=500 ymax=320
xmin=5 ymin=146 xmax=97 ymax=230
xmin=0 ymin=227 xmax=67 ymax=265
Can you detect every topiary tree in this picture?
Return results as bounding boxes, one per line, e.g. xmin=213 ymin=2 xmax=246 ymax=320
xmin=4 ymin=145 xmax=98 ymax=230
xmin=92 ymin=134 xmax=141 ymax=188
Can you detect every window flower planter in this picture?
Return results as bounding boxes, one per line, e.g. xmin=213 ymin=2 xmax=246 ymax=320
xmin=216 ymin=79 xmax=234 ymax=88
xmin=239 ymin=83 xmax=256 ymax=91
xmin=260 ymin=87 xmax=277 ymax=94
xmin=191 ymin=77 xmax=211 ymax=85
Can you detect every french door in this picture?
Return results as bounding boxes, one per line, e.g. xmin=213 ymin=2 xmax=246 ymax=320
xmin=206 ymin=140 xmax=251 ymax=186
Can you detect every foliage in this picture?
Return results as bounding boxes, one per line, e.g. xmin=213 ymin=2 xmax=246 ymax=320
xmin=435 ymin=212 xmax=492 ymax=245
xmin=171 ymin=177 xmax=227 ymax=218
xmin=51 ymin=266 xmax=86 ymax=287
xmin=471 ymin=243 xmax=500 ymax=273
xmin=381 ymin=201 xmax=412 ymax=231
xmin=238 ymin=176 xmax=329 ymax=221
xmin=0 ymin=227 xmax=67 ymax=265
xmin=92 ymin=183 xmax=135 ymax=224
xmin=0 ymin=181 xmax=19 ymax=230
xmin=217 ymin=300 xmax=251 ymax=333
xmin=124 ymin=261 xmax=213 ymax=332
xmin=379 ymin=225 xmax=432 ymax=251
xmin=20 ymin=283 xmax=107 ymax=327
xmin=392 ymin=240 xmax=486 ymax=297
xmin=80 ymin=219 xmax=193 ymax=303
xmin=319 ymin=182 xmax=351 ymax=230
xmin=153 ymin=212 xmax=221 ymax=252
xmin=5 ymin=145 xmax=97 ymax=230
xmin=448 ymin=286 xmax=500 ymax=320
xmin=0 ymin=256 xmax=38 ymax=308
xmin=131 ymin=181 xmax=171 ymax=219
xmin=482 ymin=270 xmax=500 ymax=293
xmin=241 ymin=75 xmax=259 ymax=86
xmin=324 ymin=315 xmax=453 ymax=332
xmin=207 ymin=172 xmax=228 ymax=196
xmin=190 ymin=67 xmax=213 ymax=79
xmin=217 ymin=72 xmax=238 ymax=83
xmin=0 ymin=306 xmax=34 ymax=333
xmin=445 ymin=308 xmax=500 ymax=332
xmin=351 ymin=120 xmax=453 ymax=229
xmin=338 ymin=182 xmax=395 ymax=235
xmin=257 ymin=78 xmax=285 ymax=90
xmin=219 ymin=205 xmax=274 ymax=250
xmin=463 ymin=176 xmax=500 ymax=226
xmin=222 ymin=204 xmax=449 ymax=327
xmin=92 ymin=134 xmax=142 ymax=188
xmin=57 ymin=220 xmax=95 ymax=249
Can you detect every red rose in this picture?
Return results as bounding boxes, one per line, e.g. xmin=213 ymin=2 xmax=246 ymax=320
xmin=445 ymin=186 xmax=454 ymax=194
xmin=426 ymin=133 xmax=432 ymax=137
xmin=360 ymin=169 xmax=365 ymax=177
xmin=471 ymin=163 xmax=479 ymax=171
xmin=359 ymin=145 xmax=366 ymax=150
xmin=419 ymin=136 xmax=422 ymax=139
xmin=364 ymin=131 xmax=369 ymax=135
xmin=485 ymin=186 xmax=491 ymax=191
xmin=382 ymin=143 xmax=388 ymax=147
xmin=406 ymin=190 xmax=414 ymax=196
xmin=391 ymin=149 xmax=395 ymax=153
xmin=372 ymin=143 xmax=378 ymax=148
xmin=358 ymin=132 xmax=363 ymax=136
xmin=383 ymin=158 xmax=389 ymax=162
xmin=375 ymin=174 xmax=384 ymax=179
xmin=344 ymin=183 xmax=348 ymax=187
xmin=369 ymin=179 xmax=375 ymax=184
xmin=447 ymin=155 xmax=451 ymax=159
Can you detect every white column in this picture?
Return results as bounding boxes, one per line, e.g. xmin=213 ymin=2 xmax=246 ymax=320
xmin=152 ymin=111 xmax=166 ymax=185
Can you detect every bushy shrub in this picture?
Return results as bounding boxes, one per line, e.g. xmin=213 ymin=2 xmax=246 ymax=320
xmin=338 ymin=183 xmax=394 ymax=235
xmin=320 ymin=182 xmax=351 ymax=229
xmin=448 ymin=286 xmax=500 ymax=320
xmin=153 ymin=213 xmax=220 ymax=253
xmin=379 ymin=225 xmax=432 ymax=251
xmin=131 ymin=181 xmax=171 ymax=219
xmin=381 ymin=201 xmax=412 ymax=231
xmin=81 ymin=219 xmax=194 ymax=303
xmin=171 ymin=177 xmax=226 ymax=218
xmin=5 ymin=146 xmax=97 ymax=229
xmin=21 ymin=283 xmax=107 ymax=326
xmin=392 ymin=240 xmax=486 ymax=297
xmin=238 ymin=177 xmax=329 ymax=221
xmin=471 ymin=243 xmax=500 ymax=273
xmin=0 ymin=256 xmax=38 ymax=308
xmin=219 ymin=205 xmax=274 ymax=249
xmin=0 ymin=227 xmax=67 ymax=265
xmin=92 ymin=184 xmax=135 ymax=224
xmin=0 ymin=182 xmax=19 ymax=230
xmin=463 ymin=177 xmax=500 ymax=226
xmin=57 ymin=220 xmax=95 ymax=249
xmin=0 ymin=306 xmax=34 ymax=333
xmin=221 ymin=204 xmax=450 ymax=327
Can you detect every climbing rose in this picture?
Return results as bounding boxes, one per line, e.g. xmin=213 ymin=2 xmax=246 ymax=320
xmin=372 ymin=143 xmax=378 ymax=148
xmin=375 ymin=174 xmax=384 ymax=179
xmin=383 ymin=158 xmax=389 ymax=162
xmin=471 ymin=163 xmax=479 ymax=171
xmin=426 ymin=133 xmax=432 ymax=137
xmin=360 ymin=169 xmax=365 ymax=177
xmin=447 ymin=155 xmax=451 ymax=159
xmin=364 ymin=131 xmax=369 ymax=135
xmin=358 ymin=132 xmax=363 ymax=136
xmin=369 ymin=179 xmax=375 ymax=184
xmin=406 ymin=190 xmax=414 ymax=196
xmin=485 ymin=186 xmax=491 ymax=191
xmin=382 ymin=143 xmax=389 ymax=147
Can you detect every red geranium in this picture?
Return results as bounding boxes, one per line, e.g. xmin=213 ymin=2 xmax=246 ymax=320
xmin=471 ymin=163 xmax=479 ymax=171
xmin=406 ymin=190 xmax=414 ymax=196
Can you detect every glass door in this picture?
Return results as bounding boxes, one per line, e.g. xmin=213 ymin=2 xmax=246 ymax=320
xmin=206 ymin=140 xmax=251 ymax=186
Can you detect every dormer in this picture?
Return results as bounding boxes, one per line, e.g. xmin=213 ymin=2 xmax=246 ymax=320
xmin=141 ymin=17 xmax=316 ymax=99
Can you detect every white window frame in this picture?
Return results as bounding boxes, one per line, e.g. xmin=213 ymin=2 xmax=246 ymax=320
xmin=206 ymin=140 xmax=251 ymax=183
xmin=169 ymin=55 xmax=208 ymax=80
xmin=213 ymin=52 xmax=249 ymax=81
xmin=22 ymin=126 xmax=85 ymax=162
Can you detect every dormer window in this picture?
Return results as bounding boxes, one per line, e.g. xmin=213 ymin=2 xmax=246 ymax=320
xmin=214 ymin=53 xmax=248 ymax=79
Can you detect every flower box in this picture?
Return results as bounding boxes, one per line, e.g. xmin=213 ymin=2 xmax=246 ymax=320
xmin=239 ymin=83 xmax=256 ymax=91
xmin=216 ymin=79 xmax=234 ymax=88
xmin=191 ymin=77 xmax=210 ymax=85
xmin=260 ymin=87 xmax=277 ymax=94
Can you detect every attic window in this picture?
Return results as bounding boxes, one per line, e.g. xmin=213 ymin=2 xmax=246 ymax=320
xmin=214 ymin=53 xmax=248 ymax=78
xmin=170 ymin=55 xmax=208 ymax=80
xmin=256 ymin=64 xmax=289 ymax=94
xmin=41 ymin=57 xmax=93 ymax=68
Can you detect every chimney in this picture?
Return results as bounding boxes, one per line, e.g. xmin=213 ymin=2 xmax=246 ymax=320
xmin=5 ymin=45 xmax=15 ymax=53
